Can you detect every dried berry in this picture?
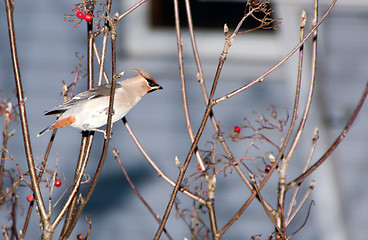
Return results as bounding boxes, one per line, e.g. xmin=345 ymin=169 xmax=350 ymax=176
xmin=27 ymin=195 xmax=34 ymax=202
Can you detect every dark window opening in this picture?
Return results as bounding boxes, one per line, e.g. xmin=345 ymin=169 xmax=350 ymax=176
xmin=150 ymin=0 xmax=276 ymax=33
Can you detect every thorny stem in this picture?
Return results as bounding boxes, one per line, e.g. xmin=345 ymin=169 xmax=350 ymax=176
xmin=4 ymin=0 xmax=50 ymax=237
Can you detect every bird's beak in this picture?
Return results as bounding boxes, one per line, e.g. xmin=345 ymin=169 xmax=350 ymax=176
xmin=148 ymin=84 xmax=163 ymax=93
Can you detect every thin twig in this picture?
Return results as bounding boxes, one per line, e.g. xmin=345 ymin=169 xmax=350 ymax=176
xmin=178 ymin=0 xmax=206 ymax=170
xmin=154 ymin=0 xmax=231 ymax=235
xmin=93 ymin=42 xmax=110 ymax=84
xmin=288 ymin=200 xmax=315 ymax=239
xmin=213 ymin=0 xmax=337 ymax=105
xmin=0 ymin=178 xmax=21 ymax=201
xmin=285 ymin=129 xmax=318 ymax=222
xmin=276 ymin=9 xmax=307 ymax=230
xmin=251 ymin=174 xmax=285 ymax=239
xmin=59 ymin=132 xmax=93 ymax=236
xmin=117 ymin=0 xmax=147 ymax=22
xmin=217 ymin=0 xmax=337 ymax=236
xmin=53 ymin=132 xmax=94 ymax=233
xmin=96 ymin=1 xmax=111 ymax=86
xmin=122 ymin=118 xmax=205 ymax=204
xmin=112 ymin=148 xmax=173 ymax=240
xmin=287 ymin=82 xmax=368 ymax=189
xmin=184 ymin=0 xmax=253 ymax=192
xmin=286 ymin=180 xmax=315 ymax=226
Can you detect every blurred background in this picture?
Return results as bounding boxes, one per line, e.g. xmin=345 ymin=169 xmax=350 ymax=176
xmin=0 ymin=0 xmax=367 ymax=239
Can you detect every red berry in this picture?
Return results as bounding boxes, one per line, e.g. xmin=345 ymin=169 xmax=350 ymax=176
xmin=55 ymin=179 xmax=62 ymax=187
xmin=26 ymin=194 xmax=34 ymax=202
xmin=234 ymin=126 xmax=241 ymax=133
xmin=197 ymin=165 xmax=202 ymax=171
xmin=77 ymin=233 xmax=85 ymax=240
xmin=265 ymin=165 xmax=271 ymax=172
xmin=84 ymin=13 xmax=93 ymax=21
xmin=76 ymin=11 xmax=84 ymax=19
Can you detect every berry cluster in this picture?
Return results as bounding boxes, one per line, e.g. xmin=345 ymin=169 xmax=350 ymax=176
xmin=64 ymin=1 xmax=108 ymax=29
xmin=73 ymin=7 xmax=93 ymax=22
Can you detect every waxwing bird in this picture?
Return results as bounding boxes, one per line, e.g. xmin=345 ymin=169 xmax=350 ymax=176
xmin=37 ymin=68 xmax=162 ymax=137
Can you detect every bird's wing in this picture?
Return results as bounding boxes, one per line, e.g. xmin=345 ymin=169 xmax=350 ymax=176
xmin=44 ymin=83 xmax=122 ymax=116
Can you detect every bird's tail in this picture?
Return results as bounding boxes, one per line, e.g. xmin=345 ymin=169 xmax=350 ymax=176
xmin=37 ymin=125 xmax=52 ymax=137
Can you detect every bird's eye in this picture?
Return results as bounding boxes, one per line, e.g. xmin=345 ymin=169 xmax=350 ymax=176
xmin=147 ymin=79 xmax=158 ymax=87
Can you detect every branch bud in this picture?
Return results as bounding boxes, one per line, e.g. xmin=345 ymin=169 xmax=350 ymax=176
xmin=267 ymin=153 xmax=275 ymax=163
xmin=300 ymin=10 xmax=307 ymax=28
xmin=224 ymin=23 xmax=229 ymax=37
xmin=313 ymin=128 xmax=319 ymax=141
xmin=175 ymin=156 xmax=182 ymax=171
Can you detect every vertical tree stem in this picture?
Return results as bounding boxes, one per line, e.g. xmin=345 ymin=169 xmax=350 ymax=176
xmin=4 ymin=0 xmax=49 ymax=237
